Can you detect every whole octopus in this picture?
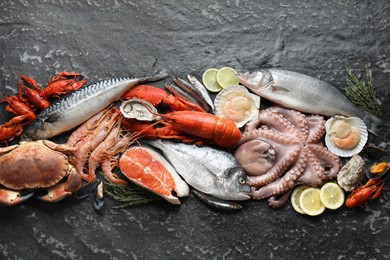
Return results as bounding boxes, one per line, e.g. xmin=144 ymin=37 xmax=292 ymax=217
xmin=235 ymin=106 xmax=341 ymax=207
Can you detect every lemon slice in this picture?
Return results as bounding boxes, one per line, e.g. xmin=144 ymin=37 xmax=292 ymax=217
xmin=291 ymin=185 xmax=309 ymax=214
xmin=320 ymin=182 xmax=345 ymax=210
xmin=216 ymin=67 xmax=239 ymax=89
xmin=202 ymin=68 xmax=222 ymax=92
xmin=299 ymin=188 xmax=325 ymax=216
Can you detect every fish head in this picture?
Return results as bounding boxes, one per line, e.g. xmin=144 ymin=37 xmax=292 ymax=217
xmin=20 ymin=119 xmax=50 ymax=141
xmin=236 ymin=70 xmax=269 ymax=92
xmin=220 ymin=167 xmax=251 ymax=201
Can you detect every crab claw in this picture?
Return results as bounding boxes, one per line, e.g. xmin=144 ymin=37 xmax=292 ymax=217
xmin=36 ymin=183 xmax=72 ymax=203
xmin=0 ymin=189 xmax=35 ymax=205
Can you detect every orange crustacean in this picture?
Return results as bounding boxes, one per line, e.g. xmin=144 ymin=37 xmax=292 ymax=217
xmin=0 ymin=140 xmax=83 ymax=205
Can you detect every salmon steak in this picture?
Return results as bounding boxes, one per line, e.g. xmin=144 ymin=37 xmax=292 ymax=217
xmin=119 ymin=145 xmax=189 ymax=204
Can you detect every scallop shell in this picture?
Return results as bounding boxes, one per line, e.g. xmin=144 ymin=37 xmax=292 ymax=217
xmin=214 ymin=85 xmax=260 ymax=128
xmin=120 ymin=98 xmax=160 ymax=121
xmin=325 ymin=116 xmax=368 ymax=157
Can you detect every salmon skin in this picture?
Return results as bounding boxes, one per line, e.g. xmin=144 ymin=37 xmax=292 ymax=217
xmin=21 ymin=69 xmax=168 ymax=141
xmin=237 ymin=69 xmax=383 ymax=135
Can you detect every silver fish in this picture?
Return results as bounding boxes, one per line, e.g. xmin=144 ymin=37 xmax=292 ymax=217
xmin=21 ymin=70 xmax=168 ymax=141
xmin=145 ymin=139 xmax=251 ymax=201
xmin=172 ymin=76 xmax=213 ymax=113
xmin=237 ymin=69 xmax=383 ymax=135
xmin=187 ymin=75 xmax=215 ymax=112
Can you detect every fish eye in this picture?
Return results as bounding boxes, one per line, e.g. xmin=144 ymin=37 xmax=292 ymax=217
xmin=239 ymin=177 xmax=246 ymax=184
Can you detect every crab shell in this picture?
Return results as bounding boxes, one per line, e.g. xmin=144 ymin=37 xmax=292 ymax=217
xmin=325 ymin=116 xmax=368 ymax=157
xmin=214 ymin=85 xmax=260 ymax=128
xmin=0 ymin=140 xmax=76 ymax=190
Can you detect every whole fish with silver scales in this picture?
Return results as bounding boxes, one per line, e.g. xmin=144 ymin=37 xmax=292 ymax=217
xmin=237 ymin=69 xmax=383 ymax=136
xmin=21 ymin=69 xmax=168 ymax=141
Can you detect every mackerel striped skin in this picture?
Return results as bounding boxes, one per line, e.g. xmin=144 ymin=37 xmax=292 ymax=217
xmin=22 ymin=70 xmax=168 ymax=141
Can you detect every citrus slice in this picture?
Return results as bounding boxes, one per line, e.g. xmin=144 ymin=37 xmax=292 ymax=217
xmin=202 ymin=68 xmax=222 ymax=92
xmin=216 ymin=67 xmax=239 ymax=89
xmin=291 ymin=185 xmax=309 ymax=214
xmin=320 ymin=182 xmax=345 ymax=210
xmin=299 ymin=187 xmax=325 ymax=216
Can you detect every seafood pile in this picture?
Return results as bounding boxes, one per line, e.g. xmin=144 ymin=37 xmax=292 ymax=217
xmin=0 ymin=65 xmax=387 ymax=215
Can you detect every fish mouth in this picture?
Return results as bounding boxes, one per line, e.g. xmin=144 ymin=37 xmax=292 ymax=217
xmin=238 ymin=192 xmax=251 ymax=200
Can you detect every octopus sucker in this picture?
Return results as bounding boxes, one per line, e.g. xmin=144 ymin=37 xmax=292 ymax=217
xmin=235 ymin=106 xmax=341 ymax=207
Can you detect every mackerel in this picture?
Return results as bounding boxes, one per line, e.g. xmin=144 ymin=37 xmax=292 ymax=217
xmin=237 ymin=69 xmax=383 ymax=135
xmin=21 ymin=70 xmax=168 ymax=141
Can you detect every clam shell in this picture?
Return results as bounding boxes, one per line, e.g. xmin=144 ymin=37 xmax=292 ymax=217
xmin=325 ymin=116 xmax=368 ymax=157
xmin=214 ymin=85 xmax=260 ymax=128
xmin=120 ymin=98 xmax=160 ymax=121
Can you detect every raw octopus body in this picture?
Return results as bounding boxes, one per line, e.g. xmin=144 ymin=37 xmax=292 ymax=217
xmin=235 ymin=106 xmax=341 ymax=207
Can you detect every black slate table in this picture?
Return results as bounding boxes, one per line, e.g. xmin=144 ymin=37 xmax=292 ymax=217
xmin=1 ymin=1 xmax=389 ymax=259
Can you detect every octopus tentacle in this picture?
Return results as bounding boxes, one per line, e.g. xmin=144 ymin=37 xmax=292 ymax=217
xmin=252 ymin=155 xmax=307 ymax=200
xmin=268 ymin=188 xmax=293 ymax=208
xmin=306 ymin=115 xmax=325 ymax=143
xmin=257 ymin=108 xmax=303 ymax=139
xmin=295 ymin=147 xmax=325 ymax=187
xmin=309 ymin=144 xmax=341 ymax=180
xmin=269 ymin=106 xmax=309 ymax=140
xmin=248 ymin=145 xmax=301 ymax=186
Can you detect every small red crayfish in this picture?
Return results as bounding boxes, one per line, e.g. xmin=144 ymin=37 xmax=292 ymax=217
xmin=345 ymin=177 xmax=388 ymax=208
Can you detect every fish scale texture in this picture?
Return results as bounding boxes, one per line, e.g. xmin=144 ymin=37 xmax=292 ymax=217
xmin=0 ymin=0 xmax=390 ymax=259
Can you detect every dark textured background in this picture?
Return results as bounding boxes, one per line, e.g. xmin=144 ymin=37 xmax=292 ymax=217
xmin=1 ymin=1 xmax=390 ymax=259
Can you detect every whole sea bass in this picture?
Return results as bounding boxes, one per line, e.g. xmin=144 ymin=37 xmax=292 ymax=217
xmin=145 ymin=139 xmax=251 ymax=201
xmin=21 ymin=69 xmax=168 ymax=141
xmin=237 ymin=69 xmax=382 ymax=135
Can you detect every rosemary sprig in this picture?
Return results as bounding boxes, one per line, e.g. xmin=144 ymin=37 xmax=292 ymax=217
xmin=104 ymin=178 xmax=161 ymax=209
xmin=343 ymin=66 xmax=381 ymax=117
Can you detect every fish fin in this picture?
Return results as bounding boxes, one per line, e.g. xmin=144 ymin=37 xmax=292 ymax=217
xmin=145 ymin=59 xmax=169 ymax=82
xmin=45 ymin=114 xmax=60 ymax=123
xmin=271 ymin=84 xmax=290 ymax=93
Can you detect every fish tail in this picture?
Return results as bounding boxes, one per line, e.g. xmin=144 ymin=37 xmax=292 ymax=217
xmin=147 ymin=68 xmax=169 ymax=82
xmin=362 ymin=111 xmax=384 ymax=136
xmin=145 ymin=59 xmax=169 ymax=82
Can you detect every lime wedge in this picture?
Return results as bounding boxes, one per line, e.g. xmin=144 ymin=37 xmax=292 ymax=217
xmin=202 ymin=68 xmax=222 ymax=92
xmin=320 ymin=182 xmax=345 ymax=210
xmin=299 ymin=188 xmax=325 ymax=216
xmin=216 ymin=67 xmax=239 ymax=89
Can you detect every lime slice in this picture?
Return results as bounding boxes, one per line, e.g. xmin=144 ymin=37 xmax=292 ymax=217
xmin=202 ymin=68 xmax=222 ymax=92
xmin=216 ymin=67 xmax=239 ymax=89
xmin=299 ymin=188 xmax=325 ymax=216
xmin=320 ymin=182 xmax=345 ymax=210
xmin=291 ymin=185 xmax=309 ymax=214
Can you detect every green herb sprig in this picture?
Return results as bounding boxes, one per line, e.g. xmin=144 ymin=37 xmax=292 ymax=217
xmin=105 ymin=178 xmax=161 ymax=209
xmin=343 ymin=66 xmax=381 ymax=117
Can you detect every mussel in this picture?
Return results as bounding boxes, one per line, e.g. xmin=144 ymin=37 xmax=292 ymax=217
xmin=360 ymin=146 xmax=390 ymax=180
xmin=75 ymin=180 xmax=104 ymax=211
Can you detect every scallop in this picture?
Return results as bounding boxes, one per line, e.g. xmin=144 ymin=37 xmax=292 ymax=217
xmin=214 ymin=85 xmax=260 ymax=128
xmin=325 ymin=116 xmax=368 ymax=157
